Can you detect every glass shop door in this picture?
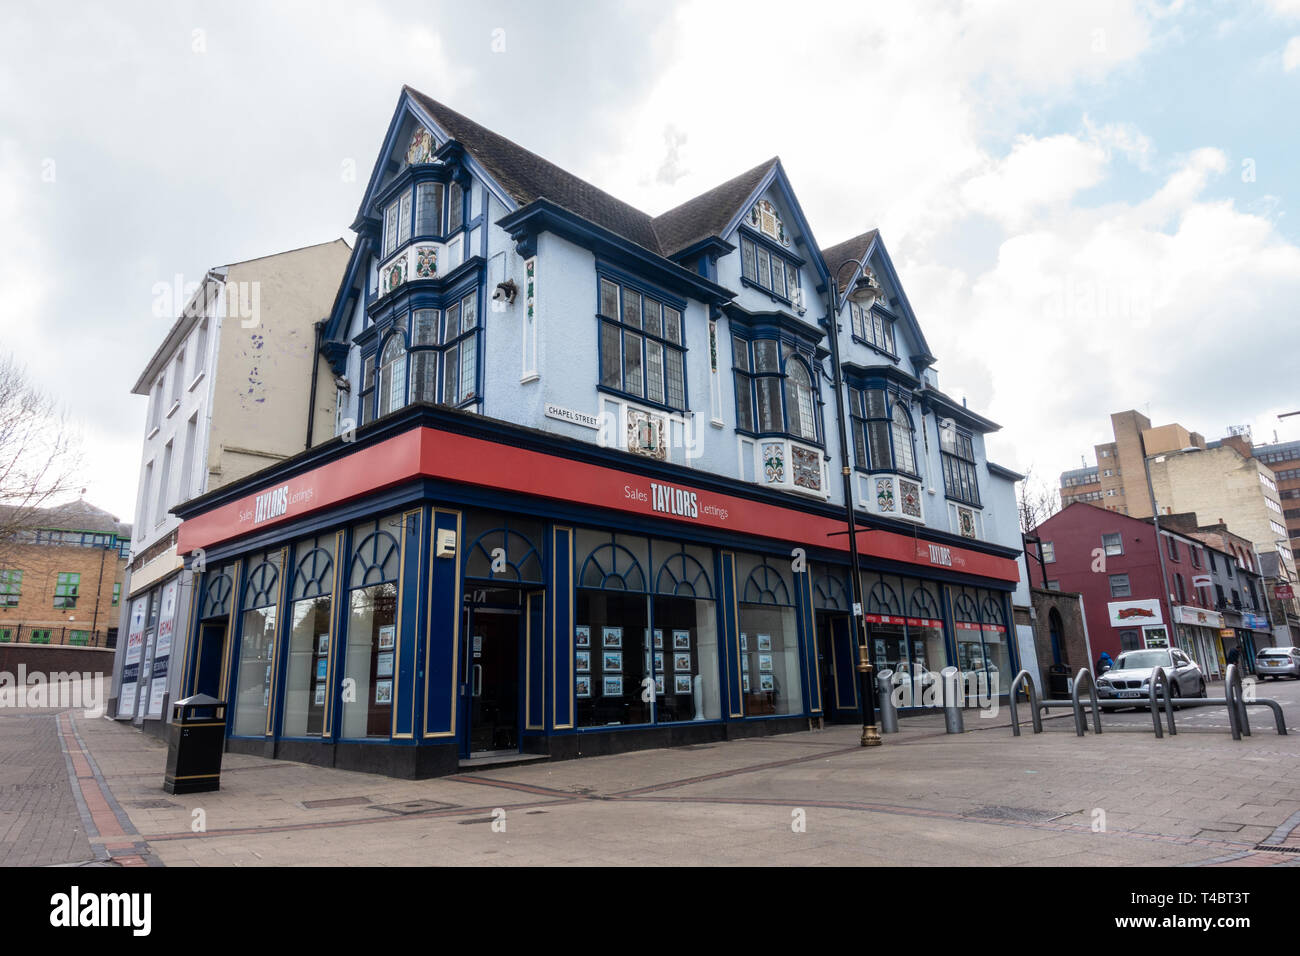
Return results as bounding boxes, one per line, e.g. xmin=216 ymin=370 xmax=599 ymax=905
xmin=460 ymin=589 xmax=522 ymax=757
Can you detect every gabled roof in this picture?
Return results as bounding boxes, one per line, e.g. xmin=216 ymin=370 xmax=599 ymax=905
xmin=651 ymin=158 xmax=778 ymax=258
xmin=820 ymin=230 xmax=879 ymax=281
xmin=404 ymin=87 xmax=662 ymax=253
xmin=820 ymin=229 xmax=936 ymax=367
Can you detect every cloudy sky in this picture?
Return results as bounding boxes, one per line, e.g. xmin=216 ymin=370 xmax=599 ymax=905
xmin=3 ymin=0 xmax=1299 ymax=521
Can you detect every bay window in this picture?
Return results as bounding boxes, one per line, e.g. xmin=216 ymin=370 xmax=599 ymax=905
xmin=377 ymin=335 xmax=406 ymax=418
xmin=362 ymin=289 xmax=481 ymax=423
xmin=597 ymin=277 xmax=686 ymax=411
xmin=415 ymin=182 xmax=443 ymax=235
xmin=733 ymin=336 xmax=820 ymax=442
xmin=380 ymin=177 xmax=468 ymax=260
xmin=849 ymin=387 xmax=916 ymax=474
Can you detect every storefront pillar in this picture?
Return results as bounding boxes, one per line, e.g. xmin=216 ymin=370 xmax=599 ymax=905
xmin=550 ymin=526 xmax=574 ymax=731
xmin=422 ymin=509 xmax=460 ymax=739
xmin=391 ymin=508 xmax=424 ymax=739
xmin=718 ymin=552 xmax=743 ymax=720
xmin=795 ymin=569 xmax=821 ymax=718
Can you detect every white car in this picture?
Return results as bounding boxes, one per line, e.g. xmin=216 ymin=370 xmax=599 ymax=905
xmin=1096 ymin=648 xmax=1206 ymax=702
xmin=1256 ymin=647 xmax=1300 ymax=679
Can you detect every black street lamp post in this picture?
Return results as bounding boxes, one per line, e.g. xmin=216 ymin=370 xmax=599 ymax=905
xmin=824 ymin=257 xmax=887 ymax=747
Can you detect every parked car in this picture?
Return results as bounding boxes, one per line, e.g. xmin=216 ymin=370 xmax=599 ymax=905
xmin=1255 ymin=647 xmax=1300 ymax=679
xmin=1095 ymin=648 xmax=1206 ymax=703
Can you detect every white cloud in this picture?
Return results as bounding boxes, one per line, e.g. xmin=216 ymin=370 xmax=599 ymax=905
xmin=931 ymin=148 xmax=1300 ymax=482
xmin=961 ymin=134 xmax=1109 ymax=228
xmin=5 ymin=0 xmax=1296 ymax=520
xmin=1284 ymin=35 xmax=1300 ymax=70
xmin=593 ymin=0 xmax=1154 ymax=251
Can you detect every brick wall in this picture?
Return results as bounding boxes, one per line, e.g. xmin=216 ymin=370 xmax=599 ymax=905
xmin=0 ymin=542 xmax=127 ymax=645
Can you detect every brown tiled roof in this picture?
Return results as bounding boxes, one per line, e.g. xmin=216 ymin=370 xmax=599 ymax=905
xmin=651 ymin=158 xmax=779 ymax=257
xmin=407 ymin=87 xmax=782 ymax=261
xmin=820 ymin=230 xmax=880 ymax=279
xmin=406 ymin=87 xmax=663 ymax=253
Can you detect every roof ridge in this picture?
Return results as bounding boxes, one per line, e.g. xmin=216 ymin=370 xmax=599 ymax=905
xmin=649 ymin=157 xmax=780 ymax=258
xmin=404 ymin=86 xmax=661 ymax=250
xmin=650 ymin=156 xmax=780 ymax=224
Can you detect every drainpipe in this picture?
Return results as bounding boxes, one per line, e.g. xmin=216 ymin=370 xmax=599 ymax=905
xmin=306 ymin=319 xmax=324 ymax=451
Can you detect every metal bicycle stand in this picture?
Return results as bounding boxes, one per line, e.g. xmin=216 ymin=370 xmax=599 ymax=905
xmin=1008 ymin=669 xmax=1043 ymax=736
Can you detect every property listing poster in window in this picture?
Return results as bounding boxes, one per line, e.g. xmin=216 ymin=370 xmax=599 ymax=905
xmin=116 ymin=596 xmax=148 ymax=718
xmin=147 ymin=579 xmax=179 ymax=718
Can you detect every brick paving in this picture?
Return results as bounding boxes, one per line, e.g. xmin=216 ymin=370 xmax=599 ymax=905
xmin=0 ymin=714 xmax=91 ymax=866
xmin=5 ymin=677 xmax=1300 ymax=867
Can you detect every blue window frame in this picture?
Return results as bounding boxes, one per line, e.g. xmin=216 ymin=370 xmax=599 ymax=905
xmin=380 ymin=177 xmax=467 ymax=259
xmin=849 ymin=386 xmax=916 ymax=475
xmin=849 ymin=301 xmax=897 ymax=356
xmin=597 ymin=276 xmax=687 ymax=412
xmin=199 ymin=564 xmax=234 ymax=619
xmin=360 ymin=289 xmax=481 ymax=424
xmin=732 ymin=336 xmax=821 ymax=443
xmin=739 ymin=232 xmax=797 ymax=301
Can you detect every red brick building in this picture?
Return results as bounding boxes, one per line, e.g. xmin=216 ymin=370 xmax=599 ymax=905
xmin=1031 ymin=502 xmax=1232 ymax=672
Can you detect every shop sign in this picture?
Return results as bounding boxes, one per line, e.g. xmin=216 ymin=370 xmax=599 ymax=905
xmin=864 ymin=614 xmax=945 ymax=628
xmin=953 ymin=620 xmax=1005 ymax=633
xmin=1191 ymin=574 xmax=1212 ymax=588
xmin=1276 ymin=584 xmax=1295 ymax=600
xmin=1219 ymin=628 xmax=1235 ymax=638
xmin=179 ymin=424 xmax=1022 ymax=583
xmin=1173 ymin=605 xmax=1224 ymax=628
xmin=1107 ymin=599 xmax=1162 ymax=627
xmin=1243 ymin=612 xmax=1269 ymax=630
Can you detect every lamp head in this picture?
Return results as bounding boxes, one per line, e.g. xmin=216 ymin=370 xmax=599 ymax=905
xmin=847 ymin=268 xmax=885 ymax=308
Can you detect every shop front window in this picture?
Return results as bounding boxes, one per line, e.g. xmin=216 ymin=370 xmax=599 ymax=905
xmin=573 ymin=533 xmax=721 ymax=727
xmin=736 ymin=554 xmax=803 ymax=716
xmin=283 ymin=535 xmax=336 ymax=738
xmin=343 ymin=515 xmax=402 ymax=739
xmin=868 ymin=572 xmax=909 ymax=691
xmin=650 ymin=541 xmax=720 ymax=722
xmin=575 ymin=532 xmax=651 ymax=727
xmin=233 ymin=550 xmax=283 ymax=737
xmin=905 ymin=577 xmax=948 ymax=688
xmin=952 ymin=587 xmax=1011 ymax=695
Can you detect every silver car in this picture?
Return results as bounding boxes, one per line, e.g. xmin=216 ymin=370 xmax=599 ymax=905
xmin=1096 ymin=648 xmax=1207 ymax=703
xmin=1256 ymin=647 xmax=1300 ymax=680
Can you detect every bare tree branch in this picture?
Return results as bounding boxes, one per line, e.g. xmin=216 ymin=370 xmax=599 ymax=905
xmin=0 ymin=353 xmax=85 ymax=565
xmin=1017 ymin=463 xmax=1061 ymax=536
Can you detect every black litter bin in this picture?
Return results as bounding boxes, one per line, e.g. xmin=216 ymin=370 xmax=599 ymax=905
xmin=163 ymin=693 xmax=227 ymax=794
xmin=1047 ymin=664 xmax=1071 ymax=699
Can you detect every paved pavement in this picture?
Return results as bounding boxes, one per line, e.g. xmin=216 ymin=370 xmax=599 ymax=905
xmin=6 ymin=674 xmax=1300 ymax=866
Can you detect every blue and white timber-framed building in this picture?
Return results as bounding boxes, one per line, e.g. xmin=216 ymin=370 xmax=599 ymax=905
xmin=171 ymin=87 xmax=1027 ymax=777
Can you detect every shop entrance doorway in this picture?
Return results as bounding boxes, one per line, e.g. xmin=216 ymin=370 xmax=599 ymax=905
xmin=460 ymin=587 xmax=540 ymax=757
xmin=193 ymin=620 xmax=227 ymax=700
xmin=815 ymin=611 xmax=855 ymax=718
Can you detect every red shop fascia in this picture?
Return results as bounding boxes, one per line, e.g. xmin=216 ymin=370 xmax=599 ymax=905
xmin=175 ymin=405 xmax=1022 ymax=588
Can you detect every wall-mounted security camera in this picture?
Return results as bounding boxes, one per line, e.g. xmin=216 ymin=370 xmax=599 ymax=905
xmin=491 ymin=279 xmax=518 ymax=305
